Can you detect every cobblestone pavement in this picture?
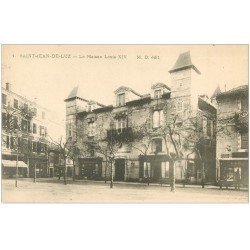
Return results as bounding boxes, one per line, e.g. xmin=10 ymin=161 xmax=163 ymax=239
xmin=1 ymin=178 xmax=248 ymax=203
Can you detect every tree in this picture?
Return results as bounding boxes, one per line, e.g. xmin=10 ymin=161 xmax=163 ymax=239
xmin=2 ymin=104 xmax=35 ymax=187
xmin=181 ymin=111 xmax=215 ymax=188
xmin=159 ymin=113 xmax=185 ymax=192
xmin=126 ymin=118 xmax=153 ymax=185
xmin=48 ymin=135 xmax=79 ymax=185
xmin=86 ymin=119 xmax=122 ymax=188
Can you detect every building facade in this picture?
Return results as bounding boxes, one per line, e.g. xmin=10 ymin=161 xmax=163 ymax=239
xmin=215 ymin=85 xmax=248 ymax=187
xmin=65 ymin=51 xmax=217 ymax=184
xmin=1 ymin=82 xmax=62 ymax=178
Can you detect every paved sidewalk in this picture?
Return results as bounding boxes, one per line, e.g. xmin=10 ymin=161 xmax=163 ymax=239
xmin=34 ymin=177 xmax=248 ymax=191
xmin=2 ymin=178 xmax=248 ymax=203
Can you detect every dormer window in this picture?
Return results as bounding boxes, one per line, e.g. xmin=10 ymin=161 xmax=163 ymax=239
xmin=154 ymin=89 xmax=162 ymax=99
xmin=117 ymin=93 xmax=125 ymax=106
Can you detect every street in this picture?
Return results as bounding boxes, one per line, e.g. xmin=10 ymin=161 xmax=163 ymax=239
xmin=1 ymin=178 xmax=248 ymax=203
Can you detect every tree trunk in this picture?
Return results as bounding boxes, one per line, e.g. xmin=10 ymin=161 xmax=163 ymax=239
xmin=105 ymin=161 xmax=107 ymax=183
xmin=64 ymin=162 xmax=67 ymax=185
xmin=110 ymin=161 xmax=113 ymax=188
xmin=72 ymin=159 xmax=75 ymax=181
xmin=47 ymin=152 xmax=50 ymax=178
xmin=27 ymin=157 xmax=30 ymax=178
xmin=15 ymin=153 xmax=19 ymax=187
xmin=147 ymin=162 xmax=150 ymax=186
xmin=34 ymin=162 xmax=37 ymax=183
xmin=201 ymin=161 xmax=205 ymax=188
xmin=170 ymin=160 xmax=175 ymax=192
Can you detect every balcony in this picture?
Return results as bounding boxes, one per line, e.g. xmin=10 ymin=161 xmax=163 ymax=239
xmin=107 ymin=127 xmax=133 ymax=142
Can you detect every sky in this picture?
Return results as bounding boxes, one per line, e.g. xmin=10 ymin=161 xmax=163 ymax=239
xmin=2 ymin=45 xmax=248 ymax=124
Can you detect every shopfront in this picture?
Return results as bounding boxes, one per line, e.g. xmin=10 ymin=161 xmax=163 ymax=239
xmin=219 ymin=158 xmax=248 ymax=187
xmin=2 ymin=160 xmax=28 ymax=178
xmin=78 ymin=157 xmax=102 ymax=180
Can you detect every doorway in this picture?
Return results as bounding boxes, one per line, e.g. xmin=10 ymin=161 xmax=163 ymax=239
xmin=151 ymin=161 xmax=161 ymax=180
xmin=114 ymin=159 xmax=125 ymax=181
xmin=49 ymin=167 xmax=54 ymax=178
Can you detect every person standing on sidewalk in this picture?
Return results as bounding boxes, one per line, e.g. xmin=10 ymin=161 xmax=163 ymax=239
xmin=234 ymin=168 xmax=241 ymax=190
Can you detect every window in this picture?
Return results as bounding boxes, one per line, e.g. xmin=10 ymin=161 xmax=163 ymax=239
xmin=14 ymin=99 xmax=18 ymax=109
xmin=143 ymin=162 xmax=151 ymax=178
xmin=241 ymin=98 xmax=247 ymax=111
xmin=33 ymin=123 xmax=37 ymax=134
xmin=37 ymin=142 xmax=41 ymax=152
xmin=117 ymin=93 xmax=125 ymax=106
xmin=207 ymin=119 xmax=212 ymax=137
xmin=202 ymin=116 xmax=207 ymax=135
xmin=236 ymin=98 xmax=241 ymax=110
xmin=10 ymin=136 xmax=14 ymax=149
xmin=13 ymin=116 xmax=18 ymax=129
xmin=5 ymin=135 xmax=10 ymax=149
xmin=152 ymin=138 xmax=163 ymax=153
xmin=177 ymin=101 xmax=183 ymax=111
xmin=2 ymin=112 xmax=7 ymax=127
xmin=21 ymin=119 xmax=28 ymax=132
xmin=40 ymin=126 xmax=45 ymax=136
xmin=6 ymin=83 xmax=11 ymax=91
xmin=154 ymin=89 xmax=161 ymax=99
xmin=116 ymin=117 xmax=127 ymax=132
xmin=88 ymin=104 xmax=92 ymax=112
xmin=33 ymin=108 xmax=37 ymax=116
xmin=41 ymin=143 xmax=45 ymax=153
xmin=241 ymin=132 xmax=248 ymax=149
xmin=28 ymin=140 xmax=32 ymax=152
xmin=153 ymin=110 xmax=164 ymax=128
xmin=33 ymin=141 xmax=37 ymax=152
xmin=24 ymin=103 xmax=28 ymax=111
xmin=27 ymin=121 xmax=31 ymax=132
xmin=2 ymin=94 xmax=7 ymax=105
xmin=161 ymin=162 xmax=169 ymax=178
xmin=88 ymin=122 xmax=96 ymax=136
xmin=67 ymin=123 xmax=72 ymax=137
xmin=42 ymin=112 xmax=45 ymax=119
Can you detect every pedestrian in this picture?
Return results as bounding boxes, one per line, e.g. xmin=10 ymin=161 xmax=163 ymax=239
xmin=58 ymin=168 xmax=61 ymax=180
xmin=234 ymin=168 xmax=241 ymax=190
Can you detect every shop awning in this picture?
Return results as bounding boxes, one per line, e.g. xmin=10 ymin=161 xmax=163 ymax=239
xmin=2 ymin=160 xmax=28 ymax=168
xmin=219 ymin=158 xmax=248 ymax=161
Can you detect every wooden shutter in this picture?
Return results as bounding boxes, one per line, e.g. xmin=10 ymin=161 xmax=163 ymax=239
xmin=241 ymin=132 xmax=248 ymax=149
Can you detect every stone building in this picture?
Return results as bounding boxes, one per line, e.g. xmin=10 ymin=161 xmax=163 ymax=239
xmin=215 ymin=85 xmax=248 ymax=187
xmin=65 ymin=51 xmax=217 ymax=184
xmin=1 ymin=82 xmax=62 ymax=178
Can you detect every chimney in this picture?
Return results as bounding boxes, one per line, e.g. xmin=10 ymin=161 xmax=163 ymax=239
xmin=6 ymin=82 xmax=12 ymax=91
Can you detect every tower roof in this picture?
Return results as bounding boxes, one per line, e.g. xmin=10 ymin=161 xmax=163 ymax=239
xmin=65 ymin=85 xmax=88 ymax=102
xmin=169 ymin=51 xmax=201 ymax=74
xmin=211 ymin=85 xmax=222 ymax=99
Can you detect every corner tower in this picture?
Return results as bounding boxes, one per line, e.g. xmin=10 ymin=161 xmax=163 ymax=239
xmin=64 ymin=85 xmax=89 ymax=140
xmin=169 ymin=51 xmax=201 ymax=109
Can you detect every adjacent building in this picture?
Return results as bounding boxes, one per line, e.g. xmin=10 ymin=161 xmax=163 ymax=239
xmin=215 ymin=85 xmax=248 ymax=187
xmin=1 ymin=82 xmax=63 ymax=178
xmin=65 ymin=51 xmax=217 ymax=184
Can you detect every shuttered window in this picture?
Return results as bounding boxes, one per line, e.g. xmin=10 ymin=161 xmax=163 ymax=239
xmin=161 ymin=162 xmax=169 ymax=178
xmin=143 ymin=162 xmax=151 ymax=178
xmin=241 ymin=132 xmax=248 ymax=149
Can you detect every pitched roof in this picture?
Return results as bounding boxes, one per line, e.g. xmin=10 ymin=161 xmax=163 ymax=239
xmin=216 ymin=85 xmax=248 ymax=99
xmin=169 ymin=51 xmax=201 ymax=74
xmin=114 ymin=86 xmax=142 ymax=97
xmin=151 ymin=82 xmax=171 ymax=91
xmin=211 ymin=85 xmax=222 ymax=99
xmin=65 ymin=85 xmax=88 ymax=102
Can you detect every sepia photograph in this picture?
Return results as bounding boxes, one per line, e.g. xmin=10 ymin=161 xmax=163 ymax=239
xmin=1 ymin=44 xmax=249 ymax=203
